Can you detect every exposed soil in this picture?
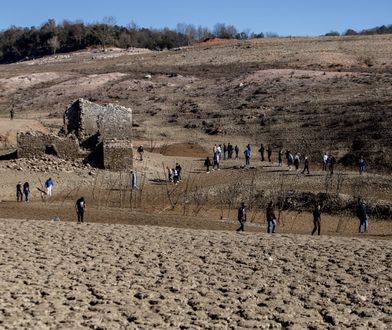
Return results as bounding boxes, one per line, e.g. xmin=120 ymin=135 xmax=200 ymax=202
xmin=0 ymin=35 xmax=392 ymax=329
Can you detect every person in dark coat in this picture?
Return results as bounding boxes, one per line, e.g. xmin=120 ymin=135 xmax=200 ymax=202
xmin=227 ymin=143 xmax=233 ymax=159
xmin=23 ymin=182 xmax=30 ymax=202
xmin=329 ymin=155 xmax=336 ymax=174
xmin=311 ymin=203 xmax=321 ymax=235
xmin=76 ymin=197 xmax=86 ymax=223
xmin=175 ymin=163 xmax=182 ymax=181
xmin=266 ymin=201 xmax=277 ymax=233
xmin=356 ymin=198 xmax=368 ymax=234
xmin=267 ymin=145 xmax=273 ymax=162
xmin=16 ymin=182 xmax=23 ymax=202
xmin=236 ymin=202 xmax=247 ymax=232
xmin=258 ymin=144 xmax=265 ymax=161
xmin=302 ymin=157 xmax=310 ymax=175
xmin=204 ymin=156 xmax=212 ymax=173
xmin=234 ymin=145 xmax=239 ymax=159
xmin=278 ymin=149 xmax=283 ymax=166
xmin=358 ymin=156 xmax=365 ymax=175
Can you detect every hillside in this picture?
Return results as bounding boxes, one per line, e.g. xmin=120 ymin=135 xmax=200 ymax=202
xmin=1 ymin=35 xmax=391 ymax=170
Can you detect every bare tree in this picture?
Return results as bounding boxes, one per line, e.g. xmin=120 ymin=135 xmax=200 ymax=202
xmin=92 ymin=16 xmax=116 ymax=51
xmin=48 ymin=36 xmax=60 ymax=54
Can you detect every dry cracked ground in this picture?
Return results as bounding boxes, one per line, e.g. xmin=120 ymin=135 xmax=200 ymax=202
xmin=0 ymin=219 xmax=391 ymax=329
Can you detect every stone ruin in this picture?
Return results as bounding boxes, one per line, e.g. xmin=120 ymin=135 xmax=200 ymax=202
xmin=16 ymin=99 xmax=133 ymax=170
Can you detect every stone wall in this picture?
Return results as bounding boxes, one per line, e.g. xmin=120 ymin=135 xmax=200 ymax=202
xmin=103 ymin=140 xmax=133 ymax=171
xmin=64 ymin=99 xmax=132 ymax=142
xmin=17 ymin=132 xmax=79 ymax=159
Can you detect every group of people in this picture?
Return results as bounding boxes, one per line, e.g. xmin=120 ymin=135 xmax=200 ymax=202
xmin=167 ymin=163 xmax=182 ymax=184
xmin=15 ymin=178 xmax=53 ymax=202
xmin=16 ymin=182 xmax=30 ymax=202
xmin=236 ymin=198 xmax=369 ymax=235
xmin=204 ymin=142 xmax=367 ymax=176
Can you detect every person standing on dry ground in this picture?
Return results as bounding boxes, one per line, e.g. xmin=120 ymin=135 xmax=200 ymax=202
xmin=16 ymin=182 xmax=23 ymax=202
xmin=172 ymin=168 xmax=179 ymax=184
xmin=302 ymin=157 xmax=310 ymax=175
xmin=213 ymin=151 xmax=220 ymax=170
xmin=23 ymin=182 xmax=30 ymax=202
xmin=322 ymin=153 xmax=329 ymax=171
xmin=294 ymin=153 xmax=300 ymax=172
xmin=227 ymin=143 xmax=233 ymax=159
xmin=217 ymin=144 xmax=222 ymax=159
xmin=236 ymin=202 xmax=247 ymax=232
xmin=266 ymin=201 xmax=277 ymax=233
xmin=311 ymin=203 xmax=321 ymax=235
xmin=286 ymin=150 xmax=293 ymax=170
xmin=10 ymin=107 xmax=15 ymax=120
xmin=223 ymin=143 xmax=227 ymax=160
xmin=167 ymin=167 xmax=173 ymax=182
xmin=234 ymin=145 xmax=239 ymax=159
xmin=244 ymin=145 xmax=251 ymax=166
xmin=258 ymin=143 xmax=265 ymax=161
xmin=76 ymin=197 xmax=86 ymax=224
xmin=278 ymin=149 xmax=284 ymax=167
xmin=130 ymin=171 xmax=137 ymax=191
xmin=329 ymin=155 xmax=336 ymax=175
xmin=267 ymin=145 xmax=273 ymax=162
xmin=175 ymin=163 xmax=182 ymax=181
xmin=357 ymin=198 xmax=368 ymax=234
xmin=45 ymin=178 xmax=54 ymax=196
xmin=204 ymin=156 xmax=212 ymax=173
xmin=358 ymin=156 xmax=366 ymax=175
xmin=137 ymin=145 xmax=144 ymax=161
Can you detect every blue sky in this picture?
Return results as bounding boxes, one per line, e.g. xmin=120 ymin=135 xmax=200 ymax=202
xmin=1 ymin=0 xmax=391 ymax=36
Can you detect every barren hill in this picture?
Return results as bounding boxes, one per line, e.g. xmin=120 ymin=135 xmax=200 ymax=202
xmin=1 ymin=35 xmax=391 ymax=170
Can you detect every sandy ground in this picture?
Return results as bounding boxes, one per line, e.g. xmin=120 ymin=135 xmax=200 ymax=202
xmin=0 ymin=219 xmax=391 ymax=329
xmin=0 ymin=119 xmax=49 ymax=146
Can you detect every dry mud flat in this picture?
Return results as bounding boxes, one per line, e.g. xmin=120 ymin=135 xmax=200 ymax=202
xmin=0 ymin=219 xmax=391 ymax=329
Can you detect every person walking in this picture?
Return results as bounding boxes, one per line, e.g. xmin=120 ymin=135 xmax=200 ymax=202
xmin=267 ymin=145 xmax=273 ymax=162
xmin=23 ymin=182 xmax=30 ymax=202
xmin=234 ymin=145 xmax=239 ymax=159
xmin=204 ymin=156 xmax=212 ymax=173
xmin=137 ymin=145 xmax=144 ymax=161
xmin=45 ymin=178 xmax=54 ymax=196
xmin=236 ymin=202 xmax=247 ymax=232
xmin=302 ymin=157 xmax=310 ymax=175
xmin=75 ymin=197 xmax=86 ymax=224
xmin=244 ymin=145 xmax=251 ymax=166
xmin=16 ymin=182 xmax=23 ymax=202
xmin=266 ymin=201 xmax=277 ymax=233
xmin=311 ymin=203 xmax=321 ymax=235
xmin=258 ymin=144 xmax=265 ymax=161
xmin=356 ymin=198 xmax=368 ymax=234
xmin=358 ymin=156 xmax=365 ymax=175
xmin=130 ymin=171 xmax=137 ymax=191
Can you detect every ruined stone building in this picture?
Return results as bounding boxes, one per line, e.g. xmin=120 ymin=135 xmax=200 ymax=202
xmin=64 ymin=98 xmax=133 ymax=142
xmin=17 ymin=98 xmax=133 ymax=170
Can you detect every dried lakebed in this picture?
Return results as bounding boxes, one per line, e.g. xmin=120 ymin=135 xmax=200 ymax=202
xmin=0 ymin=219 xmax=391 ymax=329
